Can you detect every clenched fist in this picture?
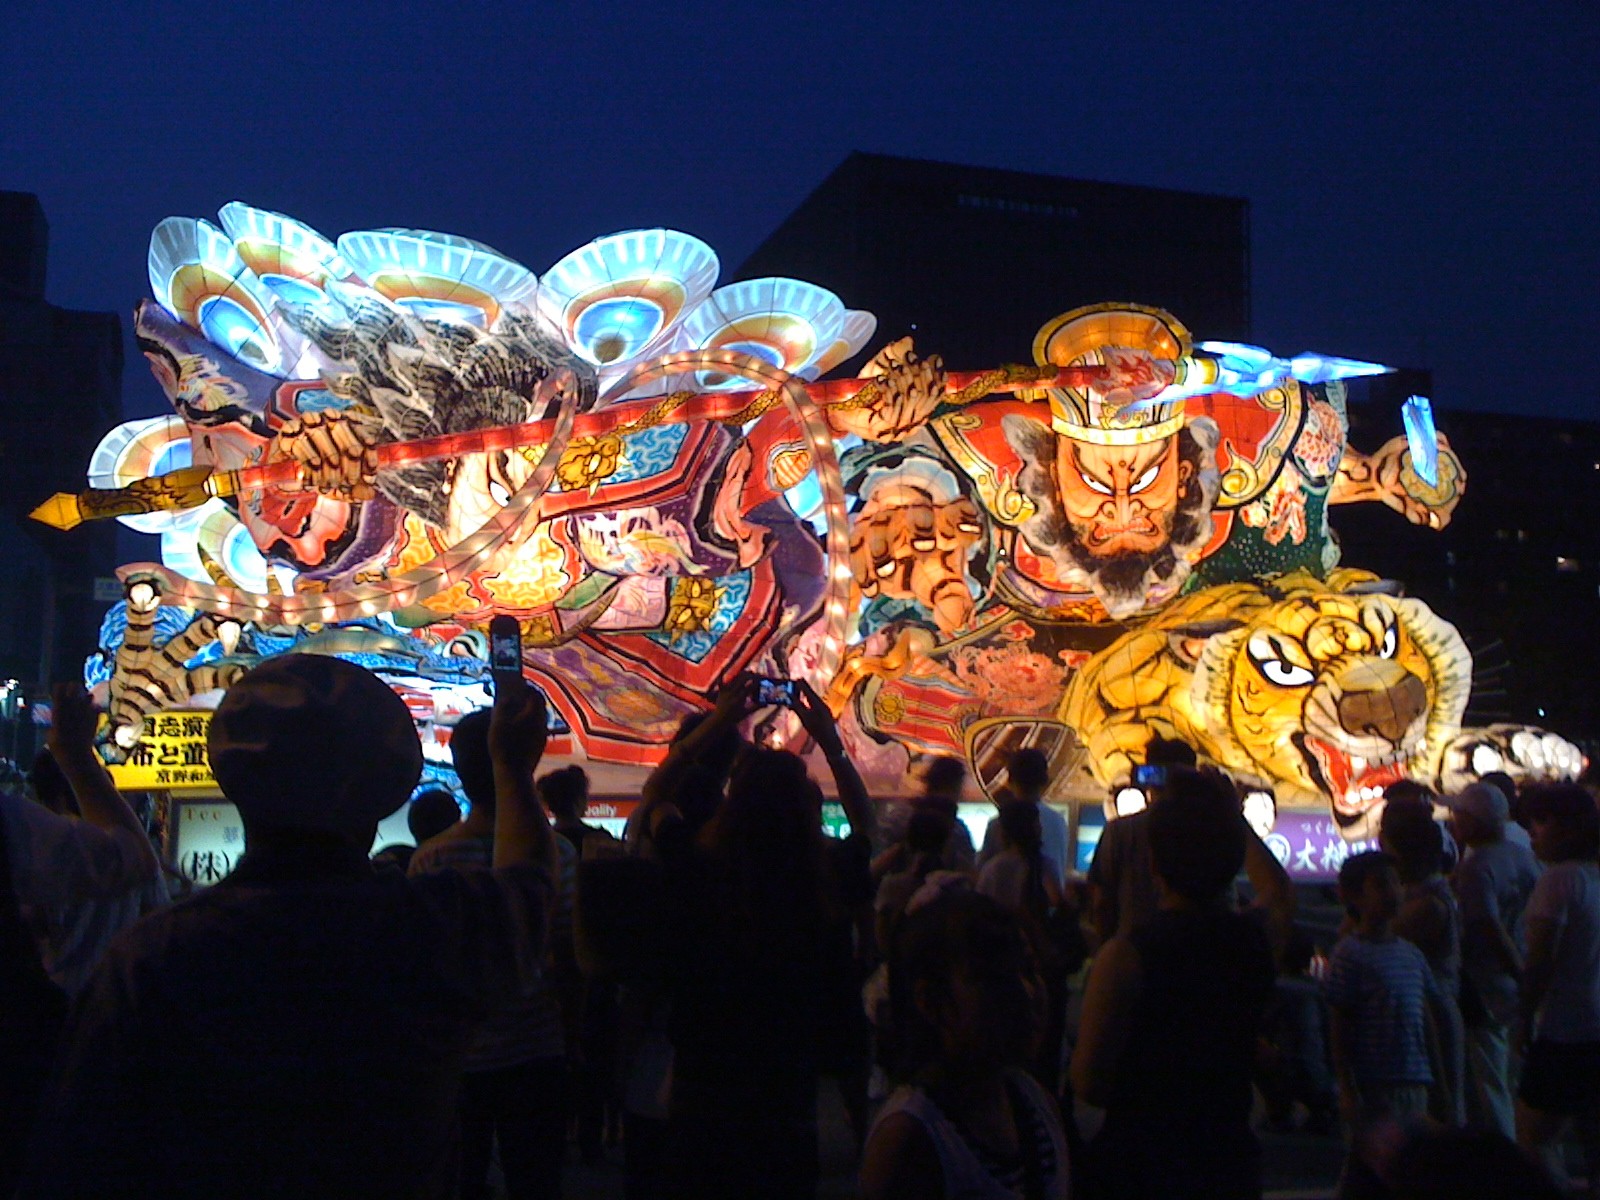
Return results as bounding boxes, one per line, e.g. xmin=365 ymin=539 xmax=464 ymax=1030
xmin=827 ymin=337 xmax=947 ymax=443
xmin=849 ymin=480 xmax=984 ymax=634
xmin=266 ymin=406 xmax=386 ymax=501
xmin=1334 ymin=433 xmax=1465 ymax=530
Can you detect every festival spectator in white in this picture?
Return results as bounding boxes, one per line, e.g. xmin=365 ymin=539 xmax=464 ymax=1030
xmin=1448 ymin=781 xmax=1542 ymax=1137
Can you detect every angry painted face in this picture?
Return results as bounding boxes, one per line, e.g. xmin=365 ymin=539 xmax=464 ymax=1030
xmin=1004 ymin=413 xmax=1222 ymax=619
xmin=1198 ymin=584 xmax=1472 ymax=838
xmin=1054 ymin=436 xmax=1190 ymax=558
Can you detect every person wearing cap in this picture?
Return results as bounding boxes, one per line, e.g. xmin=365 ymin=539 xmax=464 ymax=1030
xmin=1448 ymin=781 xmax=1542 ymax=1138
xmin=20 ymin=656 xmax=558 ymax=1200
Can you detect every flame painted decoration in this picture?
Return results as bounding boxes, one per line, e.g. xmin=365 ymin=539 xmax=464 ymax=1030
xmin=40 ymin=203 xmax=1583 ymax=831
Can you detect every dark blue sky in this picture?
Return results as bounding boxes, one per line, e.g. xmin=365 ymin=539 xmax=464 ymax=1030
xmin=6 ymin=0 xmax=1597 ymax=420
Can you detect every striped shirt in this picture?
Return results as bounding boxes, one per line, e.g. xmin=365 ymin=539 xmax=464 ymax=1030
xmin=1325 ymin=932 xmax=1438 ymax=1086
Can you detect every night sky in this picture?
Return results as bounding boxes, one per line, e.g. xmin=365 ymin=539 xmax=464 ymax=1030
xmin=5 ymin=0 xmax=1598 ymax=421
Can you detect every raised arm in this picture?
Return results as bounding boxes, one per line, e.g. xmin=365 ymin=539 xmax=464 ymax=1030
xmin=1241 ymin=819 xmax=1295 ymax=947
xmin=639 ymin=675 xmax=751 ymax=830
xmin=796 ymin=681 xmax=874 ymax=842
xmin=488 ymin=677 xmax=555 ymax=875
xmin=48 ymin=682 xmax=159 ymax=880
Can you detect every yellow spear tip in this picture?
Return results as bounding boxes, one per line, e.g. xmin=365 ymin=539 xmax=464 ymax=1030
xmin=29 ymin=494 xmax=84 ymax=531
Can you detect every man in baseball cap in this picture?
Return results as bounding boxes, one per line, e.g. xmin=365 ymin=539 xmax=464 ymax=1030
xmin=23 ymin=657 xmax=559 ymax=1199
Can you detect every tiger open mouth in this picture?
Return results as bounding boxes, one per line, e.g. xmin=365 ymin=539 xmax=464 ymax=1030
xmin=1299 ymin=734 xmax=1414 ymax=822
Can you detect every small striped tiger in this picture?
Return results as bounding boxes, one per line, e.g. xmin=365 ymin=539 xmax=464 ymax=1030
xmin=103 ymin=575 xmax=246 ymax=760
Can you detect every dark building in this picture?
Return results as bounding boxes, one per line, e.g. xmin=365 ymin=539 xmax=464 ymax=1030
xmin=736 ymin=151 xmax=1251 ymax=368
xmin=0 ymin=192 xmax=122 ymax=732
xmin=1341 ymin=385 xmax=1600 ymax=750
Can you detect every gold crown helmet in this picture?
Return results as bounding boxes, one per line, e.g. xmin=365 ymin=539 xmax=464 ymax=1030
xmin=1031 ymin=303 xmax=1193 ymax=446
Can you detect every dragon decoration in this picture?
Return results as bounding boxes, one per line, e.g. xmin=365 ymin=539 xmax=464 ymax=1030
xmin=37 ymin=203 xmax=1583 ymax=841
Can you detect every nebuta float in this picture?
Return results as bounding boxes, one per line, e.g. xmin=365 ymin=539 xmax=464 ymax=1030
xmin=35 ymin=204 xmax=1580 ymax=838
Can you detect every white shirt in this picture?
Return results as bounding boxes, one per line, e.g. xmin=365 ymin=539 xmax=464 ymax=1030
xmin=980 ymin=799 xmax=1070 ymax=887
xmin=1454 ymin=836 xmax=1542 ymax=1025
xmin=1 ymin=792 xmax=166 ymax=995
xmin=1526 ymin=860 xmax=1600 ymax=1043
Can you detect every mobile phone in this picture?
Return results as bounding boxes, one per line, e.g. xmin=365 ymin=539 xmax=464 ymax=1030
xmin=1132 ymin=763 xmax=1167 ymax=789
xmin=754 ymin=677 xmax=799 ymax=708
xmin=488 ymin=615 xmax=523 ymax=696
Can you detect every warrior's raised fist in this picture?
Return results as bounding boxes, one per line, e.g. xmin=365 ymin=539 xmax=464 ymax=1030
xmin=828 ymin=337 xmax=947 ymax=443
xmin=266 ymin=406 xmax=386 ymax=501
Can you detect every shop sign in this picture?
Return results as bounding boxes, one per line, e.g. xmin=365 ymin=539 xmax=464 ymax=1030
xmin=106 ymin=711 xmax=217 ymax=791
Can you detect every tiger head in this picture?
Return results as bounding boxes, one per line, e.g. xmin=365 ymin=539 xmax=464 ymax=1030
xmin=1189 ymin=570 xmax=1471 ymax=837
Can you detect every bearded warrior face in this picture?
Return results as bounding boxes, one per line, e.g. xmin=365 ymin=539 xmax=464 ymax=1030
xmin=1004 ymin=414 xmax=1221 ymax=618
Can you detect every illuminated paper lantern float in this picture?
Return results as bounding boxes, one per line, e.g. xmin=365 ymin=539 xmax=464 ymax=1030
xmin=43 ymin=207 xmax=1581 ymax=831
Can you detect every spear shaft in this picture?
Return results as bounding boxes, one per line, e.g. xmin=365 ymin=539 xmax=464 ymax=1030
xmin=31 ymin=362 xmax=1104 ymax=530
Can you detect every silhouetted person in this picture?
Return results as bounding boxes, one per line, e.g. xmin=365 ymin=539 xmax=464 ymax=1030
xmin=979 ymin=747 xmax=1069 ymax=887
xmin=1 ymin=685 xmax=165 ymax=1194
xmin=370 ymin=787 xmax=457 ymax=877
xmin=410 ymin=709 xmax=575 ymax=1200
xmin=540 ymin=763 xmax=619 ymax=1167
xmin=3 ymin=689 xmax=167 ymax=997
xmin=1072 ymin=768 xmax=1276 ymax=1200
xmin=862 ymin=888 xmax=1070 ymax=1199
xmin=409 ymin=786 xmax=463 ymax=846
xmin=1256 ymin=928 xmax=1337 ymax=1133
xmin=1447 ymin=781 xmax=1541 ymax=1137
xmin=874 ymin=756 xmax=976 ymax=881
xmin=1381 ymin=801 xmax=1465 ymax=1124
xmin=639 ymin=675 xmax=874 ymax=1200
xmin=1515 ymin=783 xmax=1600 ymax=1196
xmin=541 ymin=765 xmax=614 ymax=856
xmin=20 ymin=657 xmax=558 ymax=1199
xmin=1086 ymin=736 xmax=1196 ymax=941
xmin=1327 ymin=851 xmax=1448 ymax=1199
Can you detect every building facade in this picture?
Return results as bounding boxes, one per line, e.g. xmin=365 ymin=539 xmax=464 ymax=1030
xmin=0 ymin=192 xmax=122 ymax=731
xmin=737 ymin=151 xmax=1251 ymax=369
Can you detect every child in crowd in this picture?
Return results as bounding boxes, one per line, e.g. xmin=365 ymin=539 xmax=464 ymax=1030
xmin=861 ymin=889 xmax=1070 ymax=1200
xmin=1326 ymin=852 xmax=1445 ymax=1132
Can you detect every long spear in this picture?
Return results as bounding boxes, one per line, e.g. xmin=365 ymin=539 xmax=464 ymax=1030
xmin=31 ymin=362 xmax=1104 ymax=531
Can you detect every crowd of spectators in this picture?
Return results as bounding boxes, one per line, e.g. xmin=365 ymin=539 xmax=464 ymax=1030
xmin=2 ymin=657 xmax=1597 ymax=1200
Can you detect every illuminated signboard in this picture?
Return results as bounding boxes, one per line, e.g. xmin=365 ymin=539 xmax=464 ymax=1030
xmin=106 ymin=711 xmax=216 ymax=791
xmin=171 ymin=798 xmax=244 ymax=886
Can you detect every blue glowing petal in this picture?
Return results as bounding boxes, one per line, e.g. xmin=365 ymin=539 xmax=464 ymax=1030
xmin=572 ymin=296 xmax=666 ymax=362
xmin=259 ymin=274 xmax=326 ymax=305
xmin=538 ymin=229 xmax=720 ymax=367
xmin=218 ymin=202 xmax=351 ymax=279
xmin=199 ymin=296 xmax=272 ymax=364
xmin=147 ymin=216 xmax=282 ymax=372
xmin=681 ymin=277 xmax=846 ymax=391
xmin=337 ymin=227 xmax=537 ymax=319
